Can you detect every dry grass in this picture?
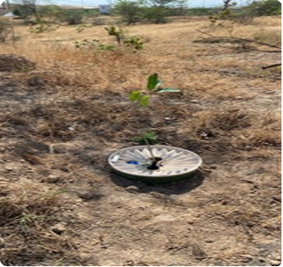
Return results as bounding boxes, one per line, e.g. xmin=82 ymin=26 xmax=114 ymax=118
xmin=0 ymin=179 xmax=78 ymax=266
xmin=0 ymin=15 xmax=280 ymax=93
xmin=0 ymin=16 xmax=281 ymax=266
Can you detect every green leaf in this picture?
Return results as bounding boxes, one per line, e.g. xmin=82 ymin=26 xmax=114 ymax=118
xmin=129 ymin=91 xmax=142 ymax=101
xmin=154 ymin=88 xmax=181 ymax=93
xmin=138 ymin=95 xmax=150 ymax=107
xmin=147 ymin=73 xmax=161 ymax=91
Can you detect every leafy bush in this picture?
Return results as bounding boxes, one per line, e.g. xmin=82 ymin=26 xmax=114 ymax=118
xmin=60 ymin=9 xmax=85 ymax=25
xmin=123 ymin=36 xmax=143 ymax=50
xmin=13 ymin=4 xmax=62 ymax=26
xmin=75 ymin=25 xmax=143 ymax=52
xmin=75 ymin=39 xmax=116 ymax=51
xmin=113 ymin=0 xmax=183 ymax=24
xmin=105 ymin=26 xmax=143 ymax=50
xmin=142 ymin=6 xmax=169 ymax=24
xmin=113 ymin=0 xmax=143 ymax=25
xmin=105 ymin=25 xmax=125 ymax=44
xmin=246 ymin=0 xmax=281 ymax=16
xmin=209 ymin=0 xmax=237 ymax=25
xmin=12 ymin=3 xmax=36 ymax=19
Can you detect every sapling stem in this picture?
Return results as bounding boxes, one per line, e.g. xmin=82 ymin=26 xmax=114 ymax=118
xmin=144 ymin=137 xmax=155 ymax=161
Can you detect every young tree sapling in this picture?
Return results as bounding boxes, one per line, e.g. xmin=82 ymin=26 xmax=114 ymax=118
xmin=129 ymin=73 xmax=181 ymax=170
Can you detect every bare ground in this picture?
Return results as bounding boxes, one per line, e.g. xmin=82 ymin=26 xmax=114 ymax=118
xmin=0 ymin=18 xmax=281 ymax=266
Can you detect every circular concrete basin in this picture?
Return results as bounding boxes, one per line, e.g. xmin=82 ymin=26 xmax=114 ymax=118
xmin=108 ymin=145 xmax=202 ymax=184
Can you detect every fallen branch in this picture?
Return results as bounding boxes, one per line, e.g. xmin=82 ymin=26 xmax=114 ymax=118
xmin=196 ymin=30 xmax=281 ymax=50
xmin=262 ymin=63 xmax=281 ymax=70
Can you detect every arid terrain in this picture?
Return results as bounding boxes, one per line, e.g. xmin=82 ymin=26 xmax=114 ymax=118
xmin=0 ymin=16 xmax=281 ymax=266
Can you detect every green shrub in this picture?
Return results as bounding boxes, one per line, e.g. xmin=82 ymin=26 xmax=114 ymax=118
xmin=60 ymin=9 xmax=85 ymax=25
xmin=75 ymin=39 xmax=116 ymax=51
xmin=246 ymin=0 xmax=281 ymax=16
xmin=105 ymin=25 xmax=143 ymax=50
xmin=113 ymin=0 xmax=143 ymax=25
xmin=12 ymin=3 xmax=36 ymax=19
xmin=133 ymin=131 xmax=158 ymax=145
xmin=142 ymin=6 xmax=169 ymax=24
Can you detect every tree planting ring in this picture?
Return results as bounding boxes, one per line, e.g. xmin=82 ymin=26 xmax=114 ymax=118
xmin=108 ymin=145 xmax=202 ymax=184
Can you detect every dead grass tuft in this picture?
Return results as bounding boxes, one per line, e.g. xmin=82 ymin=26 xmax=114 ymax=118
xmin=192 ymin=107 xmax=252 ymax=135
xmin=232 ymin=112 xmax=281 ymax=148
xmin=253 ymin=29 xmax=281 ymax=47
xmin=0 ymin=178 xmax=79 ymax=266
xmin=238 ymin=129 xmax=281 ymax=148
xmin=0 ymin=179 xmax=62 ymax=226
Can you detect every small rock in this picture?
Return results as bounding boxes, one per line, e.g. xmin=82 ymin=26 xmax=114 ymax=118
xmin=204 ymin=239 xmax=215 ymax=243
xmin=248 ymin=259 xmax=268 ymax=266
xmin=125 ymin=186 xmax=139 ymax=193
xmin=50 ymin=222 xmax=66 ymax=235
xmin=0 ymin=237 xmax=5 ymax=248
xmin=45 ymin=174 xmax=61 ymax=183
xmin=210 ymin=165 xmax=217 ymax=169
xmin=270 ymin=260 xmax=281 ymax=266
xmin=164 ymin=116 xmax=176 ymax=121
xmin=4 ymin=165 xmax=17 ymax=171
xmin=77 ymin=189 xmax=101 ymax=201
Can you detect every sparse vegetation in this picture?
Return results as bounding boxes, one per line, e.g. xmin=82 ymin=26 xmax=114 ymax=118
xmin=209 ymin=0 xmax=237 ymax=25
xmin=246 ymin=0 xmax=281 ymax=16
xmin=74 ymin=39 xmax=116 ymax=51
xmin=105 ymin=25 xmax=144 ymax=50
xmin=133 ymin=131 xmax=158 ymax=145
xmin=60 ymin=9 xmax=86 ymax=25
xmin=0 ymin=19 xmax=14 ymax=42
xmin=113 ymin=0 xmax=143 ymax=25
xmin=74 ymin=25 xmax=143 ymax=52
xmin=0 ymin=14 xmax=280 ymax=266
xmin=113 ymin=0 xmax=188 ymax=24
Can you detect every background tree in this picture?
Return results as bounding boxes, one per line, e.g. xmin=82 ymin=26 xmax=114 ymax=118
xmin=245 ymin=0 xmax=281 ymax=16
xmin=59 ymin=9 xmax=86 ymax=25
xmin=142 ymin=0 xmax=187 ymax=23
xmin=113 ymin=0 xmax=187 ymax=24
xmin=12 ymin=0 xmax=37 ymax=19
xmin=113 ymin=0 xmax=143 ymax=25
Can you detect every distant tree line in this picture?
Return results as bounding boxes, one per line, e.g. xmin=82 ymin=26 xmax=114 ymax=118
xmin=12 ymin=1 xmax=99 ymax=25
xmin=9 ymin=0 xmax=281 ymax=26
xmin=112 ymin=0 xmax=281 ymax=25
